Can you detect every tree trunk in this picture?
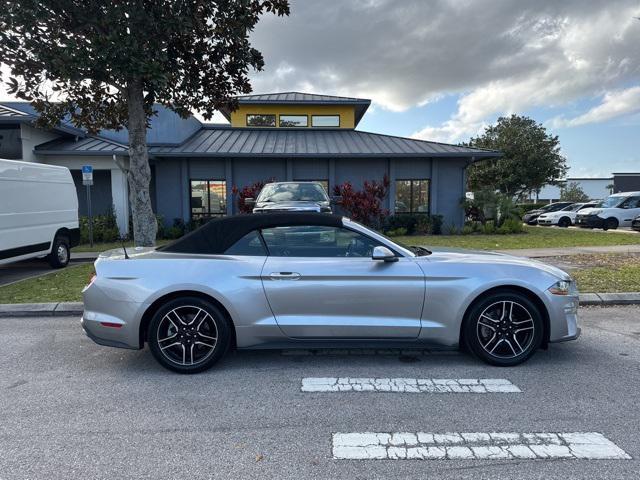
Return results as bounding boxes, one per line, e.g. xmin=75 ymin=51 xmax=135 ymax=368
xmin=126 ymin=78 xmax=157 ymax=246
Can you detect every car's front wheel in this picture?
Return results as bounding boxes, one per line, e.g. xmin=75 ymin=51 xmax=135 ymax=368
xmin=603 ymin=217 xmax=618 ymax=230
xmin=557 ymin=217 xmax=571 ymax=228
xmin=463 ymin=291 xmax=544 ymax=366
xmin=148 ymin=297 xmax=232 ymax=374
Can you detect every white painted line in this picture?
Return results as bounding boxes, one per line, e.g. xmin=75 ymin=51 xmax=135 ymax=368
xmin=332 ymin=432 xmax=631 ymax=460
xmin=301 ymin=378 xmax=521 ymax=393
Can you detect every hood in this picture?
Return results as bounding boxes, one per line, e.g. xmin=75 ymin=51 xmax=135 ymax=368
xmin=255 ymin=201 xmax=325 ymax=212
xmin=523 ymin=209 xmax=543 ymax=216
xmin=422 ymin=247 xmax=570 ymax=280
xmin=575 ymin=207 xmax=600 ymax=216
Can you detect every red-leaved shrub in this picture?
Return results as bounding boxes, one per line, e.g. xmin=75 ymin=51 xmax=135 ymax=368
xmin=333 ymin=175 xmax=390 ymax=228
xmin=232 ymin=178 xmax=275 ymax=214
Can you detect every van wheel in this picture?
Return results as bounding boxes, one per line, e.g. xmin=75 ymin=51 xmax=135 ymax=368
xmin=48 ymin=235 xmax=70 ymax=268
xmin=603 ymin=218 xmax=618 ymax=231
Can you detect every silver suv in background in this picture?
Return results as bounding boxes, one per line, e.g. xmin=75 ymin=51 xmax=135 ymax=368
xmin=246 ymin=181 xmax=336 ymax=213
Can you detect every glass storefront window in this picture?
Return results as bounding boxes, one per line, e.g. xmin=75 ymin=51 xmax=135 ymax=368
xmin=395 ymin=179 xmax=429 ymax=214
xmin=190 ymin=180 xmax=226 ymax=219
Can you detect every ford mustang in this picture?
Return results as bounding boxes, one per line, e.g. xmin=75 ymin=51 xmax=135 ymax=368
xmin=82 ymin=213 xmax=580 ymax=373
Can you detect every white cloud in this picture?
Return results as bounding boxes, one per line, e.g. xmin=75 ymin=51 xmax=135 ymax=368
xmin=551 ymin=86 xmax=640 ymax=128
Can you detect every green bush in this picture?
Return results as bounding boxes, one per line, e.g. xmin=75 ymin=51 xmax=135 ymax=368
xmin=383 ymin=214 xmax=443 ymax=236
xmin=483 ymin=221 xmax=496 ymax=234
xmin=461 ymin=225 xmax=474 ymax=235
xmin=80 ymin=206 xmax=120 ymax=243
xmin=386 ymin=227 xmax=408 ymax=237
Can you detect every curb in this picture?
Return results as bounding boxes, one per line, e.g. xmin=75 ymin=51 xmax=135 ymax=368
xmin=0 ymin=302 xmax=83 ymax=318
xmin=0 ymin=294 xmax=639 ymax=318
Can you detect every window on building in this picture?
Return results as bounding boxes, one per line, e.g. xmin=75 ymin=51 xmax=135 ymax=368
xmin=190 ymin=180 xmax=226 ymax=219
xmin=0 ymin=125 xmax=22 ymax=159
xmin=279 ymin=115 xmax=308 ymax=127
xmin=247 ymin=114 xmax=276 ymax=127
xmin=311 ymin=115 xmax=340 ymax=127
xmin=261 ymin=226 xmax=381 ymax=257
xmin=395 ymin=180 xmax=429 ymax=214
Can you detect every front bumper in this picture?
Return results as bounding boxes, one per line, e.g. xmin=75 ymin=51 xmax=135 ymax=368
xmin=546 ymin=292 xmax=581 ymax=343
xmin=575 ymin=214 xmax=604 ymax=228
xmin=536 ymin=218 xmax=555 ymax=226
xmin=523 ymin=214 xmax=540 ymax=225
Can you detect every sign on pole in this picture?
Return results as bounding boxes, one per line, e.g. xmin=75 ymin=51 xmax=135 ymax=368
xmin=82 ymin=165 xmax=94 ymax=247
xmin=82 ymin=165 xmax=93 ymax=186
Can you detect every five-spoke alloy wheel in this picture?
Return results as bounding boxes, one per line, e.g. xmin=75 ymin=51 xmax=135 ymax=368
xmin=148 ymin=297 xmax=231 ymax=373
xmin=463 ymin=291 xmax=543 ymax=366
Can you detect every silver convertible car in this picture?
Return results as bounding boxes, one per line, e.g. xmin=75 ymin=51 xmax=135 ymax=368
xmin=82 ymin=213 xmax=580 ymax=373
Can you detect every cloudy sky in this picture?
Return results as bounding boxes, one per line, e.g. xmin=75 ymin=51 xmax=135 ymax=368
xmin=2 ymin=0 xmax=639 ymax=177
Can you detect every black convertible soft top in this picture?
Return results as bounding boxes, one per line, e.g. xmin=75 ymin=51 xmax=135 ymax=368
xmin=159 ymin=213 xmax=343 ymax=254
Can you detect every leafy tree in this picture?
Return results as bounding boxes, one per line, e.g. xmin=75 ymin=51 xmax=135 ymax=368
xmin=0 ymin=0 xmax=290 ymax=245
xmin=466 ymin=115 xmax=567 ymax=197
xmin=560 ymin=181 xmax=590 ymax=202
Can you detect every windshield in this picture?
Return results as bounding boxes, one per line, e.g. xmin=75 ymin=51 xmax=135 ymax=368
xmin=562 ymin=204 xmax=583 ymax=212
xmin=597 ymin=195 xmax=625 ymax=208
xmin=257 ymin=183 xmax=328 ymax=203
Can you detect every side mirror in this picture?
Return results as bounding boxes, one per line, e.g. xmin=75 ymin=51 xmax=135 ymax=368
xmin=372 ymin=246 xmax=398 ymax=262
xmin=331 ymin=195 xmax=342 ymax=205
xmin=244 ymin=198 xmax=256 ymax=207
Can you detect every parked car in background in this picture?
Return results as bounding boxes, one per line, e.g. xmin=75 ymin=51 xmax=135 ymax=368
xmin=82 ymin=213 xmax=579 ymax=373
xmin=522 ymin=202 xmax=574 ymax=225
xmin=246 ymin=181 xmax=334 ymax=213
xmin=575 ymin=192 xmax=640 ymax=230
xmin=536 ymin=202 xmax=597 ymax=227
xmin=0 ymin=159 xmax=79 ymax=268
xmin=632 ymin=214 xmax=640 ymax=232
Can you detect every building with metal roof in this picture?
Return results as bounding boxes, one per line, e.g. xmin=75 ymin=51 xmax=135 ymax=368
xmin=1 ymin=93 xmax=500 ymax=234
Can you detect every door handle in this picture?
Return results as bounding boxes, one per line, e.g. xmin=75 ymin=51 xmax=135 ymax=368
xmin=269 ymin=272 xmax=301 ymax=280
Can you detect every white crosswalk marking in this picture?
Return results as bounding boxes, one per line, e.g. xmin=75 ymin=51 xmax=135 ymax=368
xmin=301 ymin=377 xmax=521 ymax=393
xmin=332 ymin=432 xmax=631 ymax=460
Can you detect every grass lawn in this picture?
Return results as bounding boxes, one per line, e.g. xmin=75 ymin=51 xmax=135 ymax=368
xmin=396 ymin=226 xmax=640 ymax=250
xmin=560 ymin=254 xmax=640 ymax=293
xmin=73 ymin=239 xmax=171 ymax=253
xmin=0 ymin=263 xmax=93 ymax=304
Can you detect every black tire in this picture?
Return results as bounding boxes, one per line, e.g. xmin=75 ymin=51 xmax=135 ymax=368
xmin=48 ymin=235 xmax=70 ymax=268
xmin=557 ymin=217 xmax=571 ymax=228
xmin=463 ymin=290 xmax=544 ymax=366
xmin=148 ymin=297 xmax=231 ymax=374
xmin=603 ymin=217 xmax=618 ymax=231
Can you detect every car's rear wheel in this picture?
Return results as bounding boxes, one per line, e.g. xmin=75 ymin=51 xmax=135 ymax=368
xmin=148 ymin=297 xmax=232 ymax=374
xmin=557 ymin=217 xmax=571 ymax=228
xmin=603 ymin=217 xmax=618 ymax=230
xmin=463 ymin=291 xmax=544 ymax=366
xmin=48 ymin=234 xmax=70 ymax=268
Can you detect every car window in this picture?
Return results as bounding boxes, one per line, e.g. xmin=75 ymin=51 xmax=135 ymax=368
xmin=620 ymin=196 xmax=640 ymax=209
xmin=261 ymin=225 xmax=382 ymax=257
xmin=597 ymin=196 xmax=625 ymax=208
xmin=224 ymin=231 xmax=267 ymax=256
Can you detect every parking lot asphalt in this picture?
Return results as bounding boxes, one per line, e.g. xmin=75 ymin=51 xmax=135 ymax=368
xmin=1 ymin=306 xmax=639 ymax=479
xmin=0 ymin=257 xmax=92 ymax=287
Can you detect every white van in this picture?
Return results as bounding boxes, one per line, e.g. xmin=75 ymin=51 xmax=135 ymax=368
xmin=575 ymin=191 xmax=640 ymax=230
xmin=0 ymin=159 xmax=80 ymax=268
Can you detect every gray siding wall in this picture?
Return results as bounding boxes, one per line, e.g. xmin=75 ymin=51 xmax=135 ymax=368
xmin=613 ymin=175 xmax=640 ymax=193
xmin=153 ymin=156 xmax=468 ymax=228
xmin=71 ymin=170 xmax=113 ymax=216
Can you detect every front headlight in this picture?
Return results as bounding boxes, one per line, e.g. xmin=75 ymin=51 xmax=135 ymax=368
xmin=548 ymin=280 xmax=577 ymax=296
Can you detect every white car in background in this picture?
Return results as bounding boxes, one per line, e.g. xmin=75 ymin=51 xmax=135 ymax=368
xmin=575 ymin=192 xmax=640 ymax=230
xmin=537 ymin=202 xmax=597 ymax=227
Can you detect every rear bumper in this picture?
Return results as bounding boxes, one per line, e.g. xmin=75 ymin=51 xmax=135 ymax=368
xmin=575 ymin=215 xmax=604 ymax=228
